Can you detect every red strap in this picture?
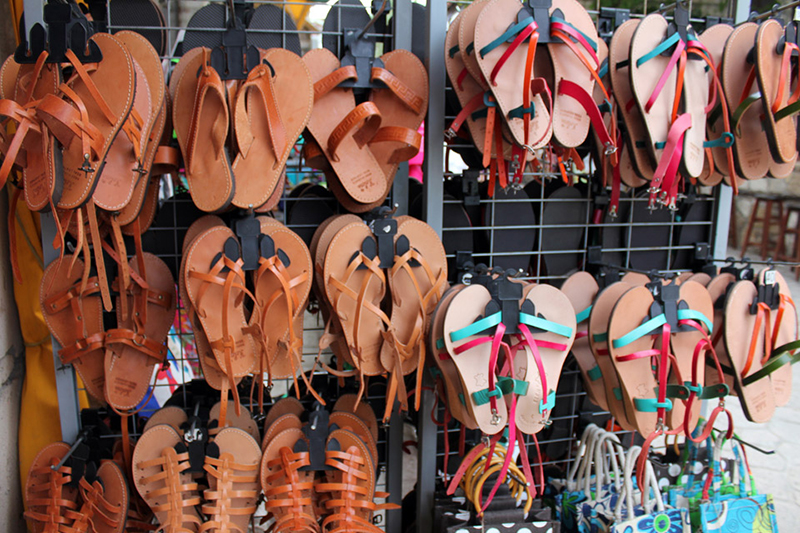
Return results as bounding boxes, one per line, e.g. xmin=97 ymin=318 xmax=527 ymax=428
xmin=490 ymin=22 xmax=537 ymax=87
xmin=557 ymin=79 xmax=617 ymax=165
xmin=445 ymin=92 xmax=484 ymax=139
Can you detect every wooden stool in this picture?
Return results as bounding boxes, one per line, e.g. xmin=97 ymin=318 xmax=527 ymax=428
xmin=740 ymin=195 xmax=784 ymax=260
xmin=776 ymin=203 xmax=800 ymax=280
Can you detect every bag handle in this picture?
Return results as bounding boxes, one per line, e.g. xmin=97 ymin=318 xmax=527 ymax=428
xmin=570 ymin=424 xmax=604 ymax=492
xmin=615 ymin=446 xmax=665 ymax=522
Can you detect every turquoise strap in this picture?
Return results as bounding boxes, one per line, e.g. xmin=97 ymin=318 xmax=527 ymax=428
xmin=636 ymin=32 xmax=681 ymax=67
xmin=742 ymin=339 xmax=800 ymax=386
xmin=634 ymin=398 xmax=673 ymax=413
xmin=483 ymin=92 xmax=497 ymax=107
xmin=448 ymin=44 xmax=460 ymax=58
xmin=676 ymin=309 xmax=714 ymax=333
xmin=612 ymin=314 xmax=667 ymax=349
xmin=435 ymin=338 xmax=444 ymax=350
xmin=508 ymin=103 xmax=535 ymax=119
xmin=665 ymin=384 xmax=690 ymax=400
xmin=479 ymin=16 xmax=535 ymax=58
xmin=500 ymin=376 xmax=529 ymax=396
xmin=593 ymin=332 xmax=608 ymax=343
xmin=587 ymin=365 xmax=602 ymax=381
xmin=703 ymin=132 xmax=734 ymax=149
xmin=576 ymin=305 xmax=592 ymax=324
xmin=597 ymin=61 xmax=608 ymax=80
xmin=519 ymin=312 xmax=574 ymax=338
xmin=471 ymin=385 xmax=503 ymax=406
xmin=685 ymin=382 xmax=702 ymax=394
xmin=458 ymin=393 xmax=466 ymax=406
xmin=465 ymin=42 xmax=475 ymax=56
xmin=471 ymin=108 xmax=488 ymax=120
xmin=597 ymin=100 xmax=612 ymax=114
xmin=449 ymin=311 xmax=502 ymax=342
xmin=429 ymin=367 xmax=442 ymax=379
xmin=539 ymin=389 xmax=556 ymax=413
xmin=613 ymin=387 xmax=622 ymax=400
xmin=550 ymin=16 xmax=598 ymax=52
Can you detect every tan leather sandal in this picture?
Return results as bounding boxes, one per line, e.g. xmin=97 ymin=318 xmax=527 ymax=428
xmin=72 ymin=462 xmax=129 ymax=533
xmin=24 ymin=442 xmax=81 ymax=533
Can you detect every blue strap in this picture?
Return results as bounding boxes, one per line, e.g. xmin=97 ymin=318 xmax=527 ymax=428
xmin=597 ymin=61 xmax=608 ymax=80
xmin=613 ymin=387 xmax=622 ymax=400
xmin=676 ymin=309 xmax=714 ymax=333
xmin=479 ymin=16 xmax=535 ymax=59
xmin=636 ymin=32 xmax=681 ymax=67
xmin=465 ymin=42 xmax=475 ymax=56
xmin=550 ymin=16 xmax=598 ymax=52
xmin=471 ymin=385 xmax=503 ymax=406
xmin=449 ymin=311 xmax=502 ymax=342
xmin=587 ymin=365 xmax=602 ymax=381
xmin=576 ymin=305 xmax=592 ymax=324
xmin=435 ymin=338 xmax=444 ymax=350
xmin=634 ymin=398 xmax=673 ymax=413
xmin=539 ymin=389 xmax=556 ymax=413
xmin=703 ymin=132 xmax=734 ymax=149
xmin=612 ymin=314 xmax=667 ymax=349
xmin=483 ymin=92 xmax=497 ymax=108
xmin=593 ymin=332 xmax=608 ymax=343
xmin=519 ymin=312 xmax=574 ymax=338
xmin=508 ymin=103 xmax=535 ymax=119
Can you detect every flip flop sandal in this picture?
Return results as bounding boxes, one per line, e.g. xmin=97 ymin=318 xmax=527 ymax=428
xmin=0 ymin=54 xmax=62 ymax=212
xmin=252 ymin=217 xmax=314 ymax=399
xmin=201 ymin=427 xmax=261 ymax=532
xmin=133 ymin=424 xmax=203 ymax=530
xmin=318 ymin=428 xmax=387 ymax=533
xmin=770 ymin=154 xmax=797 ymax=178
xmin=723 ymin=279 xmax=776 ymax=423
xmin=457 ymin=0 xmax=490 ymax=89
xmin=442 ymin=283 xmax=509 ymax=434
xmin=40 ymin=256 xmax=106 ymax=402
xmin=697 ymin=24 xmax=734 ymax=186
xmin=260 ymin=427 xmax=317 ymax=533
xmin=143 ymin=405 xmax=188 ymax=433
xmin=722 ymin=23 xmax=771 ymax=180
xmin=264 ymin=397 xmax=305 ymax=431
xmin=35 ymin=33 xmax=135 ymax=210
xmin=756 ymin=19 xmax=800 ymax=165
xmin=547 ymin=0 xmax=612 ymax=150
xmin=671 ymin=196 xmax=713 ymax=270
xmin=109 ymin=0 xmax=167 ymax=55
xmin=73 ymin=461 xmax=129 ymax=533
xmin=303 ymin=48 xmax=385 ymax=206
xmin=560 ymin=272 xmax=605 ymax=408
xmin=628 ymin=194 xmax=672 ymax=272
xmin=588 ymin=282 xmax=638 ymax=429
xmin=182 ymin=3 xmax=228 ymax=52
xmin=484 ymin=187 xmax=536 ymax=275
xmin=329 ymin=411 xmax=379 ymax=469
xmin=381 ymin=217 xmax=448 ymax=415
xmin=333 ymin=393 xmax=379 ymax=444
xmin=209 ymin=401 xmax=260 ymax=442
xmin=758 ymin=268 xmax=797 ymax=407
xmin=323 ymin=221 xmax=389 ymax=381
xmin=322 ymin=0 xmax=371 ymax=57
xmin=23 ymin=442 xmax=81 ymax=532
xmin=247 ymin=4 xmax=302 ymax=55
xmin=704 ymin=272 xmax=737 ymax=396
xmin=473 ymin=0 xmax=553 ymax=153
xmin=105 ymin=253 xmax=176 ymax=411
xmin=430 ymin=285 xmax=479 ymax=430
xmin=609 ymin=19 xmax=655 ymax=182
xmin=172 ymin=47 xmax=235 ymax=212
xmin=185 ymin=225 xmax=258 ymax=412
xmin=514 ymin=284 xmax=576 ymax=433
xmin=665 ymin=280 xmax=714 ymax=431
xmin=539 ymin=185 xmax=588 ymax=277
xmin=369 ymin=50 xmax=428 ymax=186
xmin=231 ymin=49 xmax=313 ymax=209
xmin=260 ymin=412 xmax=303 ymax=452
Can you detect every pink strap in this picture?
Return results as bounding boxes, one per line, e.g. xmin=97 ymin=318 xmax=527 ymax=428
xmin=489 ymin=22 xmax=537 ymax=87
xmin=446 ymin=92 xmax=485 ymax=139
xmin=516 ymin=324 xmax=550 ymax=410
xmin=550 ymin=21 xmax=600 ymax=68
xmin=558 ymin=79 xmax=616 ymax=163
xmin=616 ymin=348 xmax=661 ymax=362
xmin=649 ymin=112 xmax=691 ymax=206
xmin=645 ymin=39 xmax=686 ymax=113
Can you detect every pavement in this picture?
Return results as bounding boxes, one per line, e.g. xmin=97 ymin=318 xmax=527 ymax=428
xmin=721 ymin=258 xmax=800 ymax=531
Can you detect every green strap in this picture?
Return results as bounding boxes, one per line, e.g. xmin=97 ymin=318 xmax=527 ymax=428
xmin=576 ymin=305 xmax=592 ymax=324
xmin=613 ymin=387 xmax=622 ymax=400
xmin=471 ymin=385 xmax=503 ymax=406
xmin=676 ymin=309 xmax=714 ymax=333
xmin=471 ymin=377 xmax=529 ymax=405
xmin=593 ymin=332 xmax=608 ymax=343
xmin=731 ymin=93 xmax=761 ymax=136
xmin=458 ymin=393 xmax=466 ymax=406
xmin=636 ymin=32 xmax=681 ymax=67
xmin=634 ymin=398 xmax=673 ymax=413
xmin=519 ymin=312 xmax=574 ymax=338
xmin=448 ymin=44 xmax=460 ymax=58
xmin=449 ymin=311 xmax=502 ymax=342
xmin=774 ymin=99 xmax=800 ymax=122
xmin=699 ymin=383 xmax=729 ymax=399
xmin=742 ymin=339 xmax=800 ymax=386
xmin=703 ymin=132 xmax=734 ymax=149
xmin=612 ymin=314 xmax=667 ymax=349
xmin=540 ymin=390 xmax=556 ymax=413
xmin=587 ymin=365 xmax=602 ymax=381
xmin=597 ymin=61 xmax=608 ymax=80
xmin=429 ymin=367 xmax=442 ymax=379
xmin=508 ymin=103 xmax=535 ymax=120
xmin=435 ymin=338 xmax=444 ymax=350
xmin=479 ymin=16 xmax=535 ymax=58
xmin=665 ymin=384 xmax=690 ymax=400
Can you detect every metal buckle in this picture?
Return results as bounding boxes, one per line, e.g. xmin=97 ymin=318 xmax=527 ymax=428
xmin=603 ymin=142 xmax=617 ymax=157
xmin=490 ymin=408 xmax=501 ymax=425
xmin=608 ymin=205 xmax=618 ymax=218
xmin=78 ymin=154 xmax=95 ymax=174
xmin=444 ymin=128 xmax=456 ymax=140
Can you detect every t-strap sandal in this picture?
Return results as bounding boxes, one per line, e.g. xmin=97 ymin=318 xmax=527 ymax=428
xmin=24 ymin=442 xmax=81 ymax=532
xmin=172 ymin=47 xmax=235 ymax=212
xmin=758 ymin=268 xmax=798 ymax=407
xmin=723 ymin=279 xmax=776 ymax=423
xmin=561 ymin=272 xmax=605 ymax=409
xmin=40 ymin=256 xmax=106 ymax=402
xmin=201 ymin=428 xmax=261 ymax=532
xmin=232 ymin=49 xmax=313 ymax=209
xmin=73 ymin=461 xmax=129 ymax=533
xmin=756 ymin=20 xmax=800 ymax=165
xmin=133 ymin=424 xmax=202 ymax=530
xmin=442 ymin=283 xmax=509 ymax=434
xmin=382 ymin=217 xmax=448 ymax=417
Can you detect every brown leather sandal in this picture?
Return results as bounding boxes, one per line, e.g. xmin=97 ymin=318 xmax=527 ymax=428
xmin=72 ymin=461 xmax=129 ymax=533
xmin=261 ymin=412 xmax=303 ymax=453
xmin=24 ymin=442 xmax=81 ymax=532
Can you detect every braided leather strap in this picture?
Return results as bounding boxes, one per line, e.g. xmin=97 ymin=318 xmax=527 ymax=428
xmin=200 ymin=453 xmax=259 ymax=532
xmin=137 ymin=447 xmax=202 ymax=532
xmin=261 ymin=447 xmax=319 ymax=533
xmin=65 ymin=477 xmax=124 ymax=533
xmin=23 ymin=459 xmax=80 ymax=533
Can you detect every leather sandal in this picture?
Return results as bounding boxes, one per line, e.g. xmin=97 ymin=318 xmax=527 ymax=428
xmin=757 ymin=268 xmax=798 ymax=407
xmin=40 ymin=255 xmax=106 ymax=402
xmin=231 ymin=49 xmax=313 ymax=209
xmin=133 ymin=424 xmax=203 ymax=531
xmin=172 ymin=47 xmax=235 ymax=212
xmin=333 ymin=393 xmax=379 ymax=444
xmin=263 ymin=397 xmax=305 ymax=431
xmin=261 ymin=412 xmax=303 ymax=453
xmin=561 ymin=272 xmax=604 ymax=409
xmin=209 ymin=401 xmax=260 ymax=442
xmin=201 ymin=427 xmax=261 ymax=532
xmin=72 ymin=461 xmax=129 ymax=533
xmin=143 ymin=405 xmax=189 ymax=434
xmin=328 ymin=411 xmax=379 ymax=469
xmin=24 ymin=442 xmax=81 ymax=532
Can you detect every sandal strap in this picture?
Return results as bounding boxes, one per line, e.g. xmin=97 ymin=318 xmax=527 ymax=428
xmin=313 ymin=65 xmax=358 ymax=101
xmin=368 ymin=126 xmax=421 ymax=164
xmin=235 ymin=63 xmax=287 ymax=162
xmin=327 ymin=101 xmax=382 ymax=162
xmin=371 ymin=66 xmax=425 ymax=114
xmin=186 ymin=49 xmax=228 ymax=175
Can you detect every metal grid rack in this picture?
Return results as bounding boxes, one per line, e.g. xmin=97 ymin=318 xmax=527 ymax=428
xmin=19 ymin=0 xmax=751 ymax=531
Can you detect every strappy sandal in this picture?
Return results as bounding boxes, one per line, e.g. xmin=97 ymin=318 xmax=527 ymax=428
xmin=261 ymin=413 xmax=303 ymax=453
xmin=72 ymin=462 xmax=129 ymax=533
xmin=200 ymin=428 xmax=261 ymax=532
xmin=231 ymin=49 xmax=313 ymax=209
xmin=133 ymin=424 xmax=203 ymax=531
xmin=24 ymin=442 xmax=82 ymax=532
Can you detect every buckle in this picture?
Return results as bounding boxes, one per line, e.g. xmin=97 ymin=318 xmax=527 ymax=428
xmin=490 ymin=408 xmax=501 ymax=425
xmin=603 ymin=142 xmax=617 ymax=157
xmin=444 ymin=128 xmax=456 ymax=140
xmin=78 ymin=154 xmax=95 ymax=174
